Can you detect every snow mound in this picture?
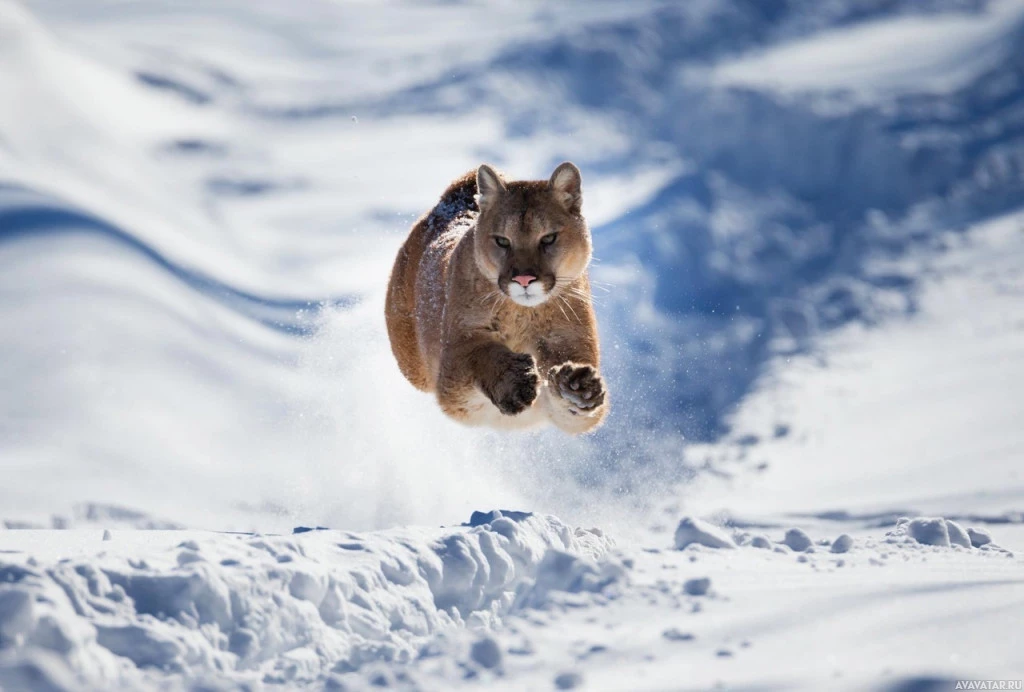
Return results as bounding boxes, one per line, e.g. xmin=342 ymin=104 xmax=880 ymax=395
xmin=0 ymin=513 xmax=611 ymax=688
xmin=0 ymin=649 xmax=82 ymax=692
xmin=673 ymin=518 xmax=737 ymax=550
xmin=968 ymin=528 xmax=993 ymax=548
xmin=887 ymin=517 xmax=1010 ymax=552
xmin=830 ymin=534 xmax=855 ymax=554
xmin=782 ymin=528 xmax=813 ymax=552
xmin=468 ymin=636 xmax=502 ymax=670
xmin=511 ymin=549 xmax=630 ymax=611
xmin=682 ymin=577 xmax=712 ymax=596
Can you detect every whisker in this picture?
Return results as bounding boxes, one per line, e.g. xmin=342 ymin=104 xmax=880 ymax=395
xmin=560 ymin=295 xmax=581 ymax=322
xmin=489 ymin=293 xmax=505 ymax=321
xmin=556 ymin=277 xmax=611 ymax=291
xmin=561 ymin=287 xmax=600 ymax=305
xmin=480 ymin=290 xmax=504 ymax=321
xmin=554 ymin=297 xmax=570 ymax=323
xmin=551 ymin=277 xmax=607 ymax=306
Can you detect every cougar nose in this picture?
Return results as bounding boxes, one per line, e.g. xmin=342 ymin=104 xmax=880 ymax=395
xmin=512 ymin=275 xmax=537 ymax=288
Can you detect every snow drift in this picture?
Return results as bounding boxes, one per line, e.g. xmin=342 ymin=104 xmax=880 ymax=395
xmin=0 ymin=512 xmax=612 ymax=689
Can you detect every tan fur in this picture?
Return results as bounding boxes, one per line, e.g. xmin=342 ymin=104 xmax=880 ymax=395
xmin=385 ymin=163 xmax=608 ymax=434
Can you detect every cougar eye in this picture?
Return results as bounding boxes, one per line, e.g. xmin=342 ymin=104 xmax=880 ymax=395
xmin=494 ymin=236 xmax=511 ymax=249
xmin=540 ymin=233 xmax=557 ymax=246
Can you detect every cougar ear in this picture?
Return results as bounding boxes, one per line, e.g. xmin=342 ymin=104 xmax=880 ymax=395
xmin=548 ymin=161 xmax=582 ymax=214
xmin=475 ymin=164 xmax=506 ymax=212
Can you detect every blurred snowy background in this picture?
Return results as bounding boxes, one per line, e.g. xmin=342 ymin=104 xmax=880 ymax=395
xmin=3 ymin=2 xmax=1024 ymax=690
xmin=2 ymin=0 xmax=1023 ymax=531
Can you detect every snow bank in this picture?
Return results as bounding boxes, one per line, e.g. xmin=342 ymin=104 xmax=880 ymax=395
xmin=0 ymin=513 xmax=611 ymax=688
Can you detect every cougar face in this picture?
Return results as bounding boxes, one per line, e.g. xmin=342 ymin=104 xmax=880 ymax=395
xmin=473 ymin=163 xmax=592 ymax=308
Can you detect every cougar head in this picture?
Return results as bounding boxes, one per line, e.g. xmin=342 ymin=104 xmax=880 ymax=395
xmin=473 ymin=162 xmax=591 ymax=307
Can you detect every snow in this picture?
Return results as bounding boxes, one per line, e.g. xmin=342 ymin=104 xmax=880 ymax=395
xmin=391 ymin=523 xmax=1024 ymax=691
xmin=944 ymin=521 xmax=973 ymax=550
xmin=689 ymin=212 xmax=1024 ymax=522
xmin=783 ymin=528 xmax=814 ymax=552
xmin=0 ymin=514 xmax=612 ymax=688
xmin=682 ymin=577 xmax=712 ymax=597
xmin=831 ymin=534 xmax=855 ymax=554
xmin=468 ymin=637 xmax=502 ymax=671
xmin=969 ymin=528 xmax=993 ymax=548
xmin=673 ymin=518 xmax=737 ymax=551
xmin=708 ymin=0 xmax=1024 ymax=103
xmin=3 ymin=0 xmax=1024 ymax=689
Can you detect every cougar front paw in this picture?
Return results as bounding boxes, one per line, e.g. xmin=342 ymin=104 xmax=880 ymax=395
xmin=488 ymin=353 xmax=539 ymax=415
xmin=549 ymin=362 xmax=606 ymax=415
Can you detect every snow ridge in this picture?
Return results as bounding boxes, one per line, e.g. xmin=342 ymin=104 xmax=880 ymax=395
xmin=0 ymin=512 xmax=611 ymax=689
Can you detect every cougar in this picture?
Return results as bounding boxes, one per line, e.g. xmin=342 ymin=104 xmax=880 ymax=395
xmin=385 ymin=163 xmax=607 ymax=434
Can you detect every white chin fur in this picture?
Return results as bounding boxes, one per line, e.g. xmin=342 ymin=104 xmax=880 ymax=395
xmin=507 ymin=282 xmax=550 ymax=307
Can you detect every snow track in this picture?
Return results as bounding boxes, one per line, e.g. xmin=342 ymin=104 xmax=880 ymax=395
xmin=0 ymin=513 xmax=611 ymax=689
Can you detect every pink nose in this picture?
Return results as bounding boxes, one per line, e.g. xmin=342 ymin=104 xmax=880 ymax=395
xmin=512 ymin=275 xmax=537 ymax=288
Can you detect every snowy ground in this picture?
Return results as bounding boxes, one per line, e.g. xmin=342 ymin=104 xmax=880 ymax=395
xmin=2 ymin=0 xmax=1024 ymax=690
